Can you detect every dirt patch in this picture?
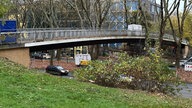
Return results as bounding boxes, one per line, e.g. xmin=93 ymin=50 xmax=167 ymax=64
xmin=177 ymin=68 xmax=192 ymax=83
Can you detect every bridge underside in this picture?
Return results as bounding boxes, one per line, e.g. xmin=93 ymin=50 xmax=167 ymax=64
xmin=0 ymin=38 xmax=187 ymax=68
xmin=28 ymin=38 xmax=179 ymax=52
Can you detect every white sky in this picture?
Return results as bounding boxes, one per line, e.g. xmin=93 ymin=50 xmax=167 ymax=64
xmin=155 ymin=0 xmax=184 ymax=12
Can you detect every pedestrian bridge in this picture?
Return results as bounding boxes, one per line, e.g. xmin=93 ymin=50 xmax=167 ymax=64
xmin=1 ymin=28 xmax=187 ymax=47
xmin=0 ymin=28 xmax=188 ymax=67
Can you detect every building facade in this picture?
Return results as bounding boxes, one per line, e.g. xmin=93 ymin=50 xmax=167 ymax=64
xmin=107 ymin=0 xmax=160 ymax=30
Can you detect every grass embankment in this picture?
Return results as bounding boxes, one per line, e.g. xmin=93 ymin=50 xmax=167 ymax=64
xmin=0 ymin=58 xmax=192 ymax=108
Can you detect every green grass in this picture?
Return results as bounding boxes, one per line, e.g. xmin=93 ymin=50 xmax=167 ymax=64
xmin=0 ymin=58 xmax=192 ymax=108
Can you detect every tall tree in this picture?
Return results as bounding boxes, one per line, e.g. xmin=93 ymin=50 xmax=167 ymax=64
xmin=138 ymin=0 xmax=150 ymax=51
xmin=123 ymin=0 xmax=129 ymax=29
xmin=0 ymin=0 xmax=11 ymax=18
xmin=66 ymin=0 xmax=112 ymax=59
xmin=158 ymin=0 xmax=179 ymax=50
xmin=183 ymin=14 xmax=192 ymax=44
xmin=80 ymin=0 xmax=112 ymax=29
xmin=167 ymin=0 xmax=192 ymax=68
xmin=65 ymin=0 xmax=84 ymax=28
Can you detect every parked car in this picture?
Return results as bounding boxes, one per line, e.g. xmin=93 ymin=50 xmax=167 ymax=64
xmin=31 ymin=52 xmax=51 ymax=59
xmin=181 ymin=57 xmax=192 ymax=67
xmin=173 ymin=57 xmax=192 ymax=67
xmin=31 ymin=53 xmax=43 ymax=59
xmin=46 ymin=65 xmax=69 ymax=75
xmin=41 ymin=53 xmax=51 ymax=59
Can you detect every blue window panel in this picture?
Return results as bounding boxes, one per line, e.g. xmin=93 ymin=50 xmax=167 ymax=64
xmin=132 ymin=2 xmax=138 ymax=11
xmin=110 ymin=15 xmax=116 ymax=21
xmin=126 ymin=1 xmax=132 ymax=9
xmin=118 ymin=2 xmax=124 ymax=10
xmin=112 ymin=26 xmax=117 ymax=30
xmin=116 ymin=43 xmax=122 ymax=47
xmin=117 ymin=16 xmax=124 ymax=22
xmin=117 ymin=23 xmax=123 ymax=30
xmin=111 ymin=3 xmax=117 ymax=11
xmin=109 ymin=43 xmax=116 ymax=48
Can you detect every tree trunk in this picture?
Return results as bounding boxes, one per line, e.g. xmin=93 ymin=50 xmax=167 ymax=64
xmin=123 ymin=0 xmax=128 ymax=29
xmin=89 ymin=45 xmax=100 ymax=60
xmin=56 ymin=49 xmax=62 ymax=61
xmin=159 ymin=0 xmax=164 ymax=50
xmin=138 ymin=0 xmax=149 ymax=52
xmin=175 ymin=43 xmax=181 ymax=68
xmin=50 ymin=50 xmax=54 ymax=66
xmin=159 ymin=22 xmax=165 ymax=50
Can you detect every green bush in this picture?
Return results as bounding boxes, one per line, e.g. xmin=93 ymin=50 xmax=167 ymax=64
xmin=74 ymin=52 xmax=180 ymax=94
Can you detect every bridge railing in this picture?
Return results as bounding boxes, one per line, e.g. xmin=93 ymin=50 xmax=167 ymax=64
xmin=0 ymin=29 xmax=146 ymax=44
xmin=1 ymin=29 xmax=186 ymax=45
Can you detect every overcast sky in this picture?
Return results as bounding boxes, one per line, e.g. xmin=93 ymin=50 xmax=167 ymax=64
xmin=155 ymin=0 xmax=184 ymax=12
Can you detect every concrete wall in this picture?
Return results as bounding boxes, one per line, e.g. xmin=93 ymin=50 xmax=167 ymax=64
xmin=0 ymin=48 xmax=30 ymax=67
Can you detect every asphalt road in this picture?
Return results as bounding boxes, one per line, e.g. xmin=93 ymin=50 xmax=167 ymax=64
xmin=61 ymin=72 xmax=74 ymax=79
xmin=38 ymin=69 xmax=74 ymax=78
xmin=176 ymin=83 xmax=192 ymax=98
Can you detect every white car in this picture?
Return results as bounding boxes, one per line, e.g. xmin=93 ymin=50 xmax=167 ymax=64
xmin=41 ymin=53 xmax=51 ymax=59
xmin=174 ymin=57 xmax=192 ymax=67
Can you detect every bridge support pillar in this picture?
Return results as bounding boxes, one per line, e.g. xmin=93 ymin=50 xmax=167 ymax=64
xmin=183 ymin=45 xmax=189 ymax=59
xmin=0 ymin=48 xmax=30 ymax=68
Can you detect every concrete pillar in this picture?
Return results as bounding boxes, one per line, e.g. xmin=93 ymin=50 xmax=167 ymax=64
xmin=183 ymin=45 xmax=189 ymax=59
xmin=0 ymin=48 xmax=30 ymax=68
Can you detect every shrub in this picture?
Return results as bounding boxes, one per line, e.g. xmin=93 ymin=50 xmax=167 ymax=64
xmin=74 ymin=52 xmax=180 ymax=94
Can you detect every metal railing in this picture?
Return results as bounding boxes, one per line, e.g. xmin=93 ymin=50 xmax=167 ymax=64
xmin=0 ymin=28 xmax=186 ymax=45
xmin=0 ymin=29 xmax=146 ymax=44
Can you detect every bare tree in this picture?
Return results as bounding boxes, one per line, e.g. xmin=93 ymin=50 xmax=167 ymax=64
xmin=166 ymin=0 xmax=192 ymax=68
xmin=138 ymin=0 xmax=150 ymax=51
xmin=83 ymin=0 xmax=112 ymax=59
xmin=65 ymin=0 xmax=112 ymax=59
xmin=0 ymin=0 xmax=12 ymax=18
xmin=123 ymin=0 xmax=129 ymax=29
xmin=64 ymin=0 xmax=84 ymax=28
xmin=79 ymin=0 xmax=112 ymax=29
xmin=158 ymin=0 xmax=179 ymax=50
